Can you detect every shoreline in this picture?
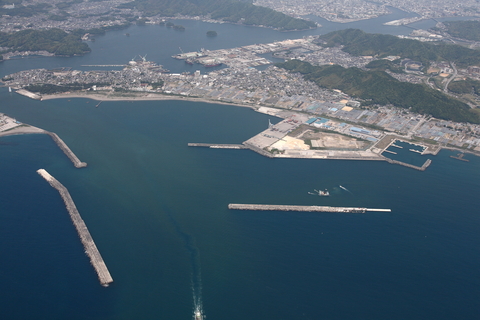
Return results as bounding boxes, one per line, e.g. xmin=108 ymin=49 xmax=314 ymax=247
xmin=0 ymin=125 xmax=46 ymax=137
xmin=7 ymin=92 xmax=480 ymax=162
xmin=40 ymin=92 xmax=258 ymax=110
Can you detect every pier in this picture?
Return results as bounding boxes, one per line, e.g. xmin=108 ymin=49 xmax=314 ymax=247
xmin=228 ymin=203 xmax=391 ymax=213
xmin=383 ymin=150 xmax=397 ymax=155
xmin=81 ymin=64 xmax=125 ymax=67
xmin=409 ymin=148 xmax=423 ymax=154
xmin=450 ymin=153 xmax=469 ymax=162
xmin=37 ymin=169 xmax=113 ymax=287
xmin=46 ymin=132 xmax=87 ymax=168
xmin=188 ymin=143 xmax=247 ymax=149
xmin=16 ymin=89 xmax=41 ymax=100
xmin=385 ymin=158 xmax=432 ymax=171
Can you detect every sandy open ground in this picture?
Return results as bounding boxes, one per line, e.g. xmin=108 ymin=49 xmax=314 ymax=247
xmin=41 ymin=91 xmax=255 ymax=109
xmin=0 ymin=125 xmax=45 ymax=137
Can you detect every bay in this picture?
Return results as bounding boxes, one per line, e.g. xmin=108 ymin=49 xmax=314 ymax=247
xmin=1 ymin=10 xmax=480 ymax=320
xmin=0 ymin=7 xmax=432 ymax=76
xmin=1 ymin=88 xmax=479 ymax=320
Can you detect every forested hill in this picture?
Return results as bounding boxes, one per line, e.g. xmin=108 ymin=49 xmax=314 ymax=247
xmin=0 ymin=29 xmax=90 ymax=56
xmin=319 ymin=29 xmax=480 ymax=68
xmin=276 ymin=59 xmax=480 ymax=124
xmin=118 ymin=0 xmax=316 ymax=30
xmin=443 ymin=20 xmax=480 ymax=42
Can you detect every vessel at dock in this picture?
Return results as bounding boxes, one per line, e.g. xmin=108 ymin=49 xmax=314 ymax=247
xmin=204 ymin=62 xmax=221 ymax=67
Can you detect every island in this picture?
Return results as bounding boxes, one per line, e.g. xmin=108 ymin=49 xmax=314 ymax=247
xmin=206 ymin=30 xmax=217 ymax=37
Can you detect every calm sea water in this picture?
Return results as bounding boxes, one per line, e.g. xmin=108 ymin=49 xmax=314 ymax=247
xmin=1 ymin=12 xmax=480 ymax=320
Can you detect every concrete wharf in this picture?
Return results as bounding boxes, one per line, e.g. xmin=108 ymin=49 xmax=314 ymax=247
xmin=81 ymin=64 xmax=126 ymax=67
xmin=450 ymin=153 xmax=469 ymax=162
xmin=36 ymin=169 xmax=113 ymax=287
xmin=46 ymin=132 xmax=87 ymax=168
xmin=228 ymin=203 xmax=391 ymax=213
xmin=242 ymin=142 xmax=275 ymax=158
xmin=188 ymin=143 xmax=247 ymax=149
xmin=384 ymin=150 xmax=397 ymax=154
xmin=16 ymin=89 xmax=41 ymax=100
xmin=385 ymin=158 xmax=431 ymax=171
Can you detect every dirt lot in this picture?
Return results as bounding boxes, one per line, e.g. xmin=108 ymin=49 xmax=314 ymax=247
xmin=290 ymin=125 xmax=370 ymax=150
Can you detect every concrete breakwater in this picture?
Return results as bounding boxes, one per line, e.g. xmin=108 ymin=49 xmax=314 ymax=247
xmin=36 ymin=169 xmax=113 ymax=287
xmin=16 ymin=89 xmax=41 ymax=100
xmin=242 ymin=142 xmax=275 ymax=158
xmin=385 ymin=158 xmax=432 ymax=171
xmin=188 ymin=143 xmax=247 ymax=149
xmin=228 ymin=203 xmax=391 ymax=213
xmin=46 ymin=132 xmax=87 ymax=168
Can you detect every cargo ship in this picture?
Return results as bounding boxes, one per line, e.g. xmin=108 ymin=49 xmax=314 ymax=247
xmin=204 ymin=62 xmax=221 ymax=67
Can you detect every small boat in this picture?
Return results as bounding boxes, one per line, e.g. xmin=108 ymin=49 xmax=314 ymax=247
xmin=194 ymin=309 xmax=203 ymax=320
xmin=311 ymin=189 xmax=330 ymax=196
xmin=318 ymin=189 xmax=330 ymax=196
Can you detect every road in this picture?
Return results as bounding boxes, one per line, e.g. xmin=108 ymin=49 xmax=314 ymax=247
xmin=444 ymin=61 xmax=457 ymax=92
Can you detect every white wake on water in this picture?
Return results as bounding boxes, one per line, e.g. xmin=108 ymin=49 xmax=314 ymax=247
xmin=339 ymin=185 xmax=353 ymax=194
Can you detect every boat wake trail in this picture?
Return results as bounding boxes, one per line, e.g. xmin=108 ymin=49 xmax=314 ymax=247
xmin=339 ymin=185 xmax=353 ymax=194
xmin=165 ymin=212 xmax=204 ymax=320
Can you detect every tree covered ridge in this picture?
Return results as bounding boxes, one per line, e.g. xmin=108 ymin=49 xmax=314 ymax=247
xmin=448 ymin=78 xmax=480 ymax=95
xmin=443 ymin=20 xmax=480 ymax=42
xmin=118 ymin=0 xmax=316 ymax=30
xmin=0 ymin=29 xmax=90 ymax=56
xmin=276 ymin=59 xmax=480 ymax=124
xmin=319 ymin=29 xmax=480 ymax=68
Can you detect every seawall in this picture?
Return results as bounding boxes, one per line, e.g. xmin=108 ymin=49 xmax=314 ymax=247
xmin=46 ymin=132 xmax=87 ymax=168
xmin=228 ymin=203 xmax=391 ymax=213
xmin=36 ymin=169 xmax=113 ymax=287
xmin=385 ymin=157 xmax=431 ymax=171
xmin=188 ymin=143 xmax=247 ymax=149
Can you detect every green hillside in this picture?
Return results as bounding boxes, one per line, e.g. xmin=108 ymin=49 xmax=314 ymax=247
xmin=0 ymin=29 xmax=90 ymax=56
xmin=319 ymin=29 xmax=480 ymax=68
xmin=118 ymin=0 xmax=316 ymax=30
xmin=448 ymin=78 xmax=480 ymax=95
xmin=443 ymin=20 xmax=480 ymax=41
xmin=276 ymin=59 xmax=480 ymax=124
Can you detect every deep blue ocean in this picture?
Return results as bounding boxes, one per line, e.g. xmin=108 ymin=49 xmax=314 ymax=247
xmin=1 ymin=10 xmax=480 ymax=320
